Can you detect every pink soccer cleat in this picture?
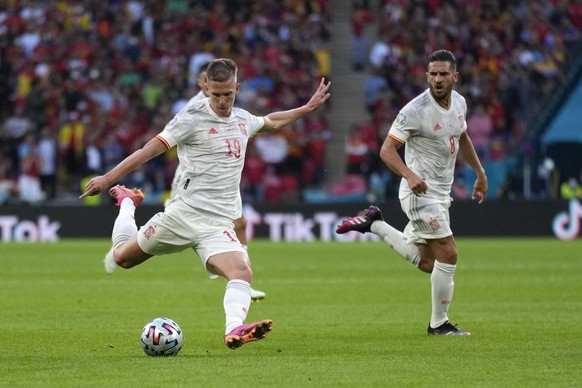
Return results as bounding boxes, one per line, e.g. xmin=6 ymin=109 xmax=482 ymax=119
xmin=224 ymin=319 xmax=273 ymax=350
xmin=109 ymin=185 xmax=145 ymax=207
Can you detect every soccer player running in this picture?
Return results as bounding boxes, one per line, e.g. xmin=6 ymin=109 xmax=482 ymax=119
xmin=166 ymin=62 xmax=266 ymax=302
xmin=80 ymin=58 xmax=331 ymax=349
xmin=336 ymin=50 xmax=487 ymax=336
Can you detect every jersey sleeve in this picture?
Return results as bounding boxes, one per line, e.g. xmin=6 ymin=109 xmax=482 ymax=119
xmin=156 ymin=111 xmax=196 ymax=148
xmin=388 ymin=104 xmax=420 ymax=144
xmin=240 ymin=110 xmax=265 ymax=137
xmin=156 ymin=129 xmax=177 ymax=149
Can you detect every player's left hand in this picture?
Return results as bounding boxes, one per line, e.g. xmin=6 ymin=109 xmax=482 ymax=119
xmin=472 ymin=174 xmax=488 ymax=204
xmin=305 ymin=78 xmax=331 ymax=112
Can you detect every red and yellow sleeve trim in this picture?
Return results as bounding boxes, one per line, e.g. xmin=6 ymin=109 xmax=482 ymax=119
xmin=156 ymin=135 xmax=171 ymax=150
xmin=388 ymin=133 xmax=405 ymax=144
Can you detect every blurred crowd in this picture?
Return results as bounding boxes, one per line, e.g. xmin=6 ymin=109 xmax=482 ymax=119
xmin=0 ymin=0 xmax=331 ymax=205
xmin=348 ymin=0 xmax=582 ymax=201
xmin=2 ymin=0 xmax=582 ymax=206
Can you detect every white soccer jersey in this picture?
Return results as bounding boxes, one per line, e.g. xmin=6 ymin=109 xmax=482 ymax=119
xmin=169 ymin=90 xmax=208 ymax=190
xmin=157 ymin=98 xmax=264 ymax=219
xmin=388 ymin=88 xmax=467 ymax=200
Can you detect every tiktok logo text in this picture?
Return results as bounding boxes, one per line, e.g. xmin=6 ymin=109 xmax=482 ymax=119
xmin=0 ymin=215 xmax=61 ymax=242
xmin=552 ymin=200 xmax=582 ymax=240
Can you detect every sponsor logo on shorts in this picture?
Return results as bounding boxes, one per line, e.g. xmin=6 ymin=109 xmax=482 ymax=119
xmin=429 ymin=218 xmax=440 ymax=232
xmin=144 ymin=225 xmax=156 ymax=240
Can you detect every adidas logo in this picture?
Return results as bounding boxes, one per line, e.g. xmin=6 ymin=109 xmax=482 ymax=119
xmin=208 ymin=128 xmax=218 ymax=135
xmin=433 ymin=123 xmax=442 ymax=131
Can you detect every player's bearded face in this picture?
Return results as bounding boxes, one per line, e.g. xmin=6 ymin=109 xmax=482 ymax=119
xmin=426 ymin=61 xmax=458 ymax=101
xmin=207 ymin=78 xmax=239 ymax=117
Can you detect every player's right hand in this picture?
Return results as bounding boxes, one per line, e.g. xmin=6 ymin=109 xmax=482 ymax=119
xmin=79 ymin=176 xmax=109 ymax=199
xmin=408 ymin=175 xmax=428 ymax=196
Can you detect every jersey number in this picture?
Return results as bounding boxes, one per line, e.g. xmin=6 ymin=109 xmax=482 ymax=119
xmin=449 ymin=136 xmax=456 ymax=154
xmin=225 ymin=139 xmax=241 ymax=159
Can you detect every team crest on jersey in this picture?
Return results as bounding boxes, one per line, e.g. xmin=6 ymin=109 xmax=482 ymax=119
xmin=394 ymin=112 xmax=407 ymax=128
xmin=143 ymin=225 xmax=156 ymax=240
xmin=238 ymin=122 xmax=248 ymax=136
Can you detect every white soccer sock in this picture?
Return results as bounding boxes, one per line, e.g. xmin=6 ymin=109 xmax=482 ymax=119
xmin=371 ymin=221 xmax=421 ymax=266
xmin=111 ymin=198 xmax=138 ymax=249
xmin=224 ymin=279 xmax=251 ymax=334
xmin=430 ymin=260 xmax=456 ymax=328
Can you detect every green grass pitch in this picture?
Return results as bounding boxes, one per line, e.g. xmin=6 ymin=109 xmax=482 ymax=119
xmin=1 ymin=238 xmax=581 ymax=387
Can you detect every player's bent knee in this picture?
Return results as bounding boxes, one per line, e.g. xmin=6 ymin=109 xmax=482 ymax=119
xmin=208 ymin=252 xmax=253 ymax=282
xmin=418 ymin=257 xmax=434 ymax=273
xmin=440 ymin=249 xmax=457 ymax=264
xmin=115 ymin=258 xmax=135 ymax=269
xmin=429 ymin=238 xmax=458 ymax=265
xmin=114 ymin=253 xmax=138 ymax=269
xmin=230 ymin=265 xmax=252 ymax=282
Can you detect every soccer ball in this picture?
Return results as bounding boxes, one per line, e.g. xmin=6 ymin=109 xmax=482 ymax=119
xmin=140 ymin=317 xmax=183 ymax=356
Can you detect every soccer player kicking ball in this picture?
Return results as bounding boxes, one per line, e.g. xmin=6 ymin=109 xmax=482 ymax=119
xmin=165 ymin=62 xmax=266 ymax=302
xmin=80 ymin=58 xmax=331 ymax=348
xmin=337 ymin=50 xmax=487 ymax=336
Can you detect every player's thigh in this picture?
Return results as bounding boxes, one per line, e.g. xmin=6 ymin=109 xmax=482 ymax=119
xmin=195 ymin=224 xmax=247 ymax=279
xmin=207 ymin=251 xmax=251 ymax=281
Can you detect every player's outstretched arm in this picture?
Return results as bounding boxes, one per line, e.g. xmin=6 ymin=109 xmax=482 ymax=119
xmin=79 ymin=137 xmax=167 ymax=199
xmin=260 ymin=78 xmax=331 ymax=133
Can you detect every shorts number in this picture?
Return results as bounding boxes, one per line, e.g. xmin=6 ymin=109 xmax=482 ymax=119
xmin=449 ymin=136 xmax=455 ymax=154
xmin=223 ymin=230 xmax=237 ymax=242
